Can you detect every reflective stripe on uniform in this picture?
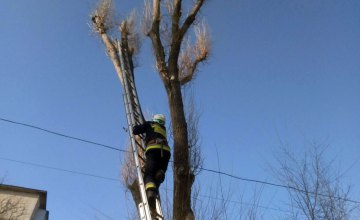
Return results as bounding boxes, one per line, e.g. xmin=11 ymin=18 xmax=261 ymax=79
xmin=151 ymin=123 xmax=167 ymax=138
xmin=145 ymin=182 xmax=156 ymax=190
xmin=146 ymin=144 xmax=171 ymax=152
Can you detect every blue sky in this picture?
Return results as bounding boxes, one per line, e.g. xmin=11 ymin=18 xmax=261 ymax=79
xmin=1 ymin=0 xmax=360 ymax=219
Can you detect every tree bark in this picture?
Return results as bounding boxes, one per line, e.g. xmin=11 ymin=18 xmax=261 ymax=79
xmin=99 ymin=34 xmax=124 ymax=86
xmin=166 ymin=79 xmax=194 ymax=220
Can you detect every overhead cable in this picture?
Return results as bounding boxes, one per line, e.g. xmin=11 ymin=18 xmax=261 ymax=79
xmin=1 ymin=117 xmax=360 ymax=204
xmin=0 ymin=156 xmax=119 ymax=182
xmin=0 ymin=117 xmax=126 ymax=152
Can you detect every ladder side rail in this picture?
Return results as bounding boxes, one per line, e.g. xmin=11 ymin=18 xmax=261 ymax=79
xmin=121 ymin=69 xmax=152 ymax=220
xmin=121 ymin=47 xmax=147 ymax=171
xmin=120 ymin=48 xmax=148 ymax=175
xmin=121 ymin=48 xmax=145 ymax=124
xmin=121 ymin=42 xmax=164 ymax=220
xmin=122 ymin=93 xmax=150 ymax=220
xmin=122 ymin=45 xmax=165 ymax=220
xmin=124 ymin=53 xmax=163 ymax=220
xmin=120 ymin=46 xmax=148 ymax=163
xmin=120 ymin=47 xmax=149 ymax=170
xmin=119 ymin=46 xmax=152 ymax=220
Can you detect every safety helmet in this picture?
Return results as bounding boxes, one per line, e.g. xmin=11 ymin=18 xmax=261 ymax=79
xmin=153 ymin=114 xmax=166 ymax=125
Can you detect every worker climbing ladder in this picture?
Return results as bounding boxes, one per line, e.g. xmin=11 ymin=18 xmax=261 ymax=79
xmin=118 ymin=41 xmax=164 ymax=220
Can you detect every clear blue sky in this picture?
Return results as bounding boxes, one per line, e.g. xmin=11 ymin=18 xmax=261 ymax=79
xmin=1 ymin=0 xmax=360 ymax=219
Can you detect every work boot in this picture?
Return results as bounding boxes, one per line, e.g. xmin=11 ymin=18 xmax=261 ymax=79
xmin=146 ymin=189 xmax=157 ymax=211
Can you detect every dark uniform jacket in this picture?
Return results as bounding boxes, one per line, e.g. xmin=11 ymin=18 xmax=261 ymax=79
xmin=133 ymin=121 xmax=169 ymax=150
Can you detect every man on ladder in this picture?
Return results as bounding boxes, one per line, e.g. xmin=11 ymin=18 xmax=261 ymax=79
xmin=132 ymin=114 xmax=171 ymax=214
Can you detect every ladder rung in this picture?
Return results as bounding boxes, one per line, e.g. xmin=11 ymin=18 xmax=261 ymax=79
xmin=134 ymin=138 xmax=141 ymax=145
xmin=133 ymin=114 xmax=141 ymax=122
xmin=138 ymin=145 xmax=145 ymax=151
xmin=138 ymin=154 xmax=145 ymax=162
xmin=131 ymin=104 xmax=138 ymax=110
xmin=133 ymin=113 xmax=140 ymax=119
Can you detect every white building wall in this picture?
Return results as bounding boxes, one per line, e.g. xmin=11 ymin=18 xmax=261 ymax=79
xmin=0 ymin=189 xmax=47 ymax=220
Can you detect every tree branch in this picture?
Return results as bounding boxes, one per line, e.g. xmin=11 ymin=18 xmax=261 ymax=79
xmin=152 ymin=0 xmax=161 ymax=26
xmin=165 ymin=0 xmax=182 ymax=84
xmin=180 ymin=50 xmax=208 ymax=85
xmin=179 ymin=0 xmax=205 ymax=38
xmin=172 ymin=0 xmax=182 ymax=37
xmin=91 ymin=2 xmax=124 ymax=86
xmin=148 ymin=0 xmax=169 ymax=85
xmin=179 ymin=23 xmax=210 ymax=86
xmin=100 ymin=34 xmax=124 ymax=85
xmin=168 ymin=0 xmax=205 ymax=83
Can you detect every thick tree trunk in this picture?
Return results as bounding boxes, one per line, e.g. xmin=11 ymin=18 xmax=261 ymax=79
xmin=167 ymin=80 xmax=194 ymax=220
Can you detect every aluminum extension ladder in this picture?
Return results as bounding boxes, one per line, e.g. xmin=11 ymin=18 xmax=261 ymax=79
xmin=118 ymin=42 xmax=164 ymax=220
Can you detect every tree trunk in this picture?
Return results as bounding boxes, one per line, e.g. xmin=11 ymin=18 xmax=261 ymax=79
xmin=167 ymin=80 xmax=194 ymax=220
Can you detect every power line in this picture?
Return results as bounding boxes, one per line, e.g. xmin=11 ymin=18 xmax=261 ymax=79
xmin=159 ymin=186 xmax=296 ymax=215
xmin=0 ymin=156 xmax=120 ymax=182
xmin=3 ymin=155 xmax=356 ymax=218
xmin=199 ymin=167 xmax=360 ymax=204
xmin=0 ymin=117 xmax=127 ymax=153
xmin=191 ymin=192 xmax=294 ymax=214
xmin=0 ymin=154 xmax=292 ymax=215
xmin=1 ymin=117 xmax=360 ymax=205
xmin=0 ymin=155 xmax=291 ymax=215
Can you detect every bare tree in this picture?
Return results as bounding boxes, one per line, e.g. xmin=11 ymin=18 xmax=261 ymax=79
xmin=191 ymin=175 xmax=265 ymax=220
xmin=273 ymin=142 xmax=359 ymax=220
xmin=91 ymin=0 xmax=210 ymax=219
xmin=244 ymin=187 xmax=264 ymax=220
xmin=141 ymin=2 xmax=210 ymax=217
